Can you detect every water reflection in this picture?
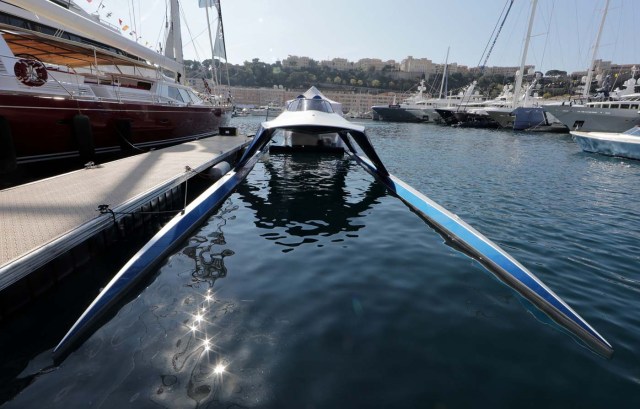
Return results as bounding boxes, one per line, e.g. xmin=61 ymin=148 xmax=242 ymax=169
xmin=182 ymin=205 xmax=237 ymax=287
xmin=237 ymin=154 xmax=387 ymax=250
xmin=152 ymin=204 xmax=237 ymax=406
xmin=4 ymin=202 xmax=240 ymax=408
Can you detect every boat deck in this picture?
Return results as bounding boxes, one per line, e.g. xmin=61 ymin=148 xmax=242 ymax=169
xmin=0 ymin=135 xmax=252 ymax=291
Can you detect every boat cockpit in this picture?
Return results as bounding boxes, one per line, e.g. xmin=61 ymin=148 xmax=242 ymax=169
xmin=286 ymin=97 xmax=334 ymax=114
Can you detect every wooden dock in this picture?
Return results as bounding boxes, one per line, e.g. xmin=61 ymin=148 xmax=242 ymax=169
xmin=0 ymin=135 xmax=252 ymax=293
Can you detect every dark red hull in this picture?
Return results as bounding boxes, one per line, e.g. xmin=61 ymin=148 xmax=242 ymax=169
xmin=0 ymin=94 xmax=231 ymax=165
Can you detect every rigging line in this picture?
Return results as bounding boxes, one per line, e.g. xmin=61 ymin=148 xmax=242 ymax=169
xmin=539 ymin=0 xmax=554 ymax=72
xmin=160 ymin=0 xmax=169 ymax=53
xmin=573 ymin=0 xmax=582 ymax=64
xmin=476 ymin=0 xmax=510 ymax=68
xmin=95 ymin=0 xmax=105 ymax=14
xmin=126 ymin=0 xmax=137 ymax=42
xmin=550 ymin=0 xmax=565 ymax=71
xmin=179 ymin=4 xmax=202 ymax=63
xmin=477 ymin=0 xmax=514 ymax=70
xmin=456 ymin=0 xmax=513 ymax=112
xmin=480 ymin=0 xmax=514 ymax=71
xmin=610 ymin=2 xmax=622 ymax=66
xmin=127 ymin=0 xmax=134 ymax=38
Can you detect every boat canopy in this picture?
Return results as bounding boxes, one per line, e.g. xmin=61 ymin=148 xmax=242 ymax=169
xmin=0 ymin=27 xmax=153 ymax=69
xmin=1 ymin=0 xmax=183 ymax=73
xmin=293 ymin=86 xmax=343 ymax=114
xmin=262 ymin=107 xmax=365 ymax=135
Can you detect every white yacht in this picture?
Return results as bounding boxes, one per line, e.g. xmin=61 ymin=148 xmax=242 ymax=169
xmin=544 ymin=93 xmax=640 ymax=132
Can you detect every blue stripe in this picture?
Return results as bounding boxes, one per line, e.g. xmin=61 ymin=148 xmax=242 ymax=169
xmin=353 ymin=154 xmax=612 ymax=355
xmin=54 ymin=151 xmax=263 ymax=358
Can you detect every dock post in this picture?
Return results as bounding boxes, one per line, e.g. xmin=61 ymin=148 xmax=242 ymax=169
xmin=115 ymin=119 xmax=139 ymax=152
xmin=0 ymin=117 xmax=16 ymax=173
xmin=72 ymin=114 xmax=95 ymax=164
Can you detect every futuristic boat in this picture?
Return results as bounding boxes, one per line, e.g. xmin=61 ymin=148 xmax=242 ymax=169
xmin=53 ymin=87 xmax=614 ymax=360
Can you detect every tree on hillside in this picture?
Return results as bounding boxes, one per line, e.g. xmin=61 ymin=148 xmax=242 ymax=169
xmin=545 ymin=69 xmax=567 ymax=77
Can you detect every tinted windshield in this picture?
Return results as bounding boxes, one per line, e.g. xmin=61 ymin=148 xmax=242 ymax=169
xmin=286 ymin=98 xmax=334 ymax=113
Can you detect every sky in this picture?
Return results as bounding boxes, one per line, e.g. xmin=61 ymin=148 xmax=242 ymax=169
xmin=78 ymin=0 xmax=639 ymax=74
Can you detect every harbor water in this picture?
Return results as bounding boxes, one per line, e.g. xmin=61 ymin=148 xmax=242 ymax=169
xmin=2 ymin=116 xmax=640 ymax=408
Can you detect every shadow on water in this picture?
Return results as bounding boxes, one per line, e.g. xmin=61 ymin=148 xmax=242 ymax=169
xmin=0 ymin=232 xmax=159 ymax=403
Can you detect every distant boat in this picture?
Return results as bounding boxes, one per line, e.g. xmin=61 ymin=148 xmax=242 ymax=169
xmin=571 ymin=125 xmax=640 ymax=160
xmin=232 ymin=108 xmax=250 ymax=117
xmin=544 ymin=94 xmax=640 ymax=132
xmin=371 ymin=77 xmax=485 ymax=124
xmin=0 ymin=0 xmax=231 ymax=173
xmin=250 ymin=103 xmax=282 ymax=117
xmin=371 ymin=80 xmax=433 ymax=123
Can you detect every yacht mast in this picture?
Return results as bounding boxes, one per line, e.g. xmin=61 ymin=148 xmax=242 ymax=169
xmin=165 ymin=0 xmax=184 ymax=81
xmin=583 ymin=0 xmax=610 ymax=98
xmin=205 ymin=5 xmax=219 ymax=86
xmin=438 ymin=47 xmax=450 ymax=99
xmin=513 ymin=0 xmax=537 ymax=108
xmin=216 ymin=0 xmax=231 ymax=87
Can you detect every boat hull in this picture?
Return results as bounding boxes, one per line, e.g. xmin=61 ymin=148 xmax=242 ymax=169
xmin=434 ymin=108 xmax=459 ymax=125
xmin=351 ymin=154 xmax=613 ymax=357
xmin=371 ymin=105 xmax=428 ymax=123
xmin=544 ymin=105 xmax=640 ymax=132
xmin=0 ymin=93 xmax=231 ymax=166
xmin=571 ymin=131 xmax=640 ymax=160
xmin=485 ymin=108 xmax=514 ymax=129
xmin=453 ymin=112 xmax=500 ymax=129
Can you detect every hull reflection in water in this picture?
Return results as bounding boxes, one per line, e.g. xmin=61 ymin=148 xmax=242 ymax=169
xmin=237 ymin=155 xmax=386 ymax=250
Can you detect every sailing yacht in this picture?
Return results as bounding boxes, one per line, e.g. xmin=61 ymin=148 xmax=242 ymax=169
xmin=0 ymin=0 xmax=232 ymax=173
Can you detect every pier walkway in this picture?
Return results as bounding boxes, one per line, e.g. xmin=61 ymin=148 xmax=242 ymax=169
xmin=0 ymin=135 xmax=252 ymax=292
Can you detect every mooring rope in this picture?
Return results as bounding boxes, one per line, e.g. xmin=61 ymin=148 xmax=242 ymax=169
xmin=96 ymin=165 xmax=213 ymax=223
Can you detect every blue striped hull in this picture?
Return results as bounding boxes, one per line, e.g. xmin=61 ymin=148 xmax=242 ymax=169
xmin=352 ymin=154 xmax=613 ymax=358
xmin=53 ymin=149 xmax=265 ymax=360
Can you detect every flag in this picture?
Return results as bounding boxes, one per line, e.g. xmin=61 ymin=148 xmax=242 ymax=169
xmin=199 ymin=0 xmax=220 ymax=11
xmin=213 ymin=21 xmax=226 ymax=60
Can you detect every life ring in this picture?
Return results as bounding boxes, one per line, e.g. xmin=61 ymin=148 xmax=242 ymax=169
xmin=14 ymin=58 xmax=48 ymax=87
